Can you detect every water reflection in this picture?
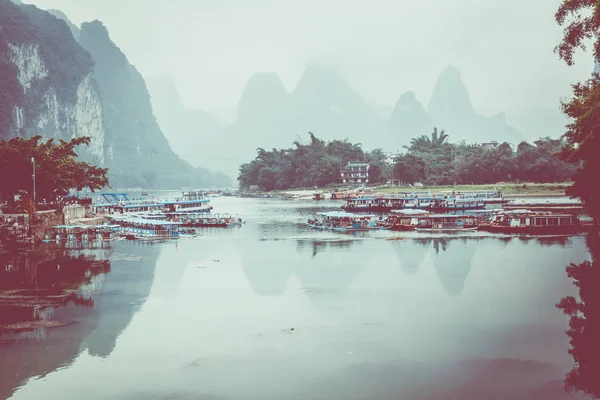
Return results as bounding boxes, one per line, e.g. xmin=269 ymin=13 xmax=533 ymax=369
xmin=0 ymin=197 xmax=593 ymax=399
xmin=296 ymin=238 xmax=362 ymax=257
xmin=557 ymin=230 xmax=600 ymax=398
xmin=0 ymin=242 xmax=159 ymax=399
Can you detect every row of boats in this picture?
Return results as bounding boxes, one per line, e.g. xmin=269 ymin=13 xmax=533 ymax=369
xmin=307 ymin=209 xmax=591 ymax=234
xmin=315 ymin=190 xmax=510 ymax=212
xmin=45 ymin=191 xmax=245 ymax=242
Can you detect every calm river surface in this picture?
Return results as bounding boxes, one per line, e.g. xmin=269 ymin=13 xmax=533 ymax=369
xmin=0 ymin=197 xmax=592 ymax=400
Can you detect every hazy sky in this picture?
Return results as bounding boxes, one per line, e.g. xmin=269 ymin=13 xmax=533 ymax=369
xmin=28 ymin=0 xmax=594 ymax=120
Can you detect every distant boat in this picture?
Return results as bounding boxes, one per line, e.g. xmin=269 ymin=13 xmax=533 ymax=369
xmin=141 ymin=190 xmax=149 ymax=196
xmin=313 ymin=192 xmax=325 ymax=201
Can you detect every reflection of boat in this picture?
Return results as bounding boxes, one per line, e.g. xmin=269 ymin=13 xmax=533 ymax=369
xmin=415 ymin=214 xmax=478 ymax=232
xmin=307 ymin=211 xmax=390 ymax=232
xmin=478 ymin=210 xmax=590 ymax=235
xmin=177 ymin=213 xmax=245 ymax=228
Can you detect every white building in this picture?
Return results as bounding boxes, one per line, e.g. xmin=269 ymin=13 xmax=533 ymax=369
xmin=341 ymin=162 xmax=369 ymax=184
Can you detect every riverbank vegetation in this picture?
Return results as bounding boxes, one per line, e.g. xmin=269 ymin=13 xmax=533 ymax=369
xmin=238 ymin=132 xmax=388 ymax=190
xmin=393 ymin=128 xmax=576 ymax=185
xmin=238 ymin=130 xmax=576 ymax=191
xmin=0 ymin=135 xmax=109 ymax=204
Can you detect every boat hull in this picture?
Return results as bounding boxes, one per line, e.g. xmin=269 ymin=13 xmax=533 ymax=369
xmin=478 ymin=224 xmax=590 ymax=235
xmin=415 ymin=226 xmax=478 ymax=232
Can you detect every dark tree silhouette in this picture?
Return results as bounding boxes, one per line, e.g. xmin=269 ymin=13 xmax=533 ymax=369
xmin=556 ymin=231 xmax=600 ymax=398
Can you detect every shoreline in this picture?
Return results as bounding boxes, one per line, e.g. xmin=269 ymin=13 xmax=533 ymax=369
xmin=275 ymin=183 xmax=572 ymax=199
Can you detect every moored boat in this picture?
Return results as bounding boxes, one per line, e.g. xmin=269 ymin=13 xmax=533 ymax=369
xmin=307 ymin=211 xmax=390 ymax=232
xmin=384 ymin=209 xmax=430 ymax=231
xmin=414 ymin=214 xmax=478 ymax=232
xmin=478 ymin=210 xmax=591 ymax=235
xmin=313 ymin=192 xmax=326 ymax=201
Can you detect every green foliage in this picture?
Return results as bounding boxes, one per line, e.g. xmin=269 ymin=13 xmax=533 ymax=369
xmin=0 ymin=135 xmax=109 ymax=201
xmin=393 ymin=128 xmax=575 ymax=185
xmin=554 ymin=0 xmax=600 ymax=224
xmin=238 ymin=132 xmax=387 ymax=190
xmin=393 ymin=154 xmax=426 ymax=183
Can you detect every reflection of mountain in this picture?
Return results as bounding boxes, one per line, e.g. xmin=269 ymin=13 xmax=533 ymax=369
xmin=0 ymin=243 xmax=158 ymax=399
xmin=430 ymin=238 xmax=476 ymax=296
xmin=392 ymin=241 xmax=430 ymax=274
xmin=238 ymin=240 xmax=293 ymax=296
xmin=410 ymin=238 xmax=476 ymax=296
xmin=239 ymin=239 xmax=365 ymax=297
xmin=84 ymin=245 xmax=158 ymax=358
xmin=291 ymin=241 xmax=365 ymax=295
xmin=296 ymin=239 xmax=361 ymax=257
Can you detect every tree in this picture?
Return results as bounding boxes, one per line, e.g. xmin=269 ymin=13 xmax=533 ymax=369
xmin=0 ymin=135 xmax=109 ymax=202
xmin=555 ymin=0 xmax=600 ymax=223
xmin=407 ymin=127 xmax=448 ymax=153
xmin=393 ymin=154 xmax=426 ymax=184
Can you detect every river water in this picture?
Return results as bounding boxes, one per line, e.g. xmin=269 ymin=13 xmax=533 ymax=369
xmin=0 ymin=197 xmax=592 ymax=400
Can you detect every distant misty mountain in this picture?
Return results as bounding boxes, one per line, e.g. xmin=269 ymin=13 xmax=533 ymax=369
xmin=388 ymin=66 xmax=524 ymax=145
xmin=146 ymin=75 xmax=224 ymax=167
xmin=151 ymin=64 xmax=538 ymax=178
xmin=387 ymin=91 xmax=432 ymax=146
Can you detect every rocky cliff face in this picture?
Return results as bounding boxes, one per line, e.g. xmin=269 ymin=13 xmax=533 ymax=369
xmin=0 ymin=1 xmax=230 ymax=188
xmin=0 ymin=0 xmax=104 ymax=163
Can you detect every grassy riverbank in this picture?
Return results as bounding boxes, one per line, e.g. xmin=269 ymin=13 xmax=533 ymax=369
xmin=275 ymin=183 xmax=572 ymax=198
xmin=373 ymin=183 xmax=572 ymax=196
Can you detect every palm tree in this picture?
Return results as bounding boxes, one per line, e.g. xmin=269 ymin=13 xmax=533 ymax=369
xmin=407 ymin=127 xmax=448 ymax=152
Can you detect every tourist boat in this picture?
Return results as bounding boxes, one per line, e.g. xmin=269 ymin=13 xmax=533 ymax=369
xmin=384 ymin=210 xmax=430 ymax=231
xmin=427 ymin=197 xmax=486 ymax=211
xmin=112 ymin=217 xmax=196 ymax=240
xmin=342 ymin=197 xmax=409 ymax=212
xmin=313 ymin=192 xmax=326 ymax=201
xmin=478 ymin=210 xmax=590 ymax=235
xmin=94 ymin=192 xmax=212 ymax=216
xmin=465 ymin=209 xmax=495 ymax=223
xmin=307 ymin=211 xmax=390 ymax=232
xmin=161 ymin=199 xmax=212 ymax=213
xmin=414 ymin=214 xmax=478 ymax=232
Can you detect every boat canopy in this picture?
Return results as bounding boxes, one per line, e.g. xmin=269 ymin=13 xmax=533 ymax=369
xmin=99 ymin=193 xmax=130 ymax=203
xmin=347 ymin=197 xmax=377 ymax=201
xmin=121 ymin=217 xmax=182 ymax=225
xmin=422 ymin=214 xmax=472 ymax=219
xmin=318 ymin=211 xmax=376 ymax=218
xmin=161 ymin=199 xmax=210 ymax=205
xmin=391 ymin=209 xmax=430 ymax=215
